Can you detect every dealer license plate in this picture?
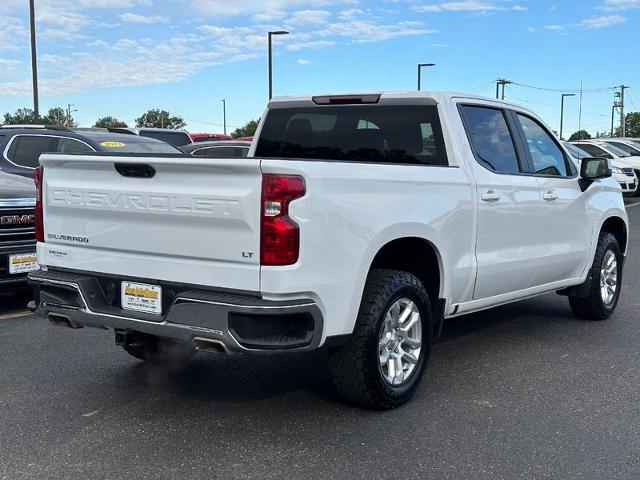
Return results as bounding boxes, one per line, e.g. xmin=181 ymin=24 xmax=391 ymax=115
xmin=121 ymin=281 xmax=162 ymax=315
xmin=9 ymin=253 xmax=38 ymax=274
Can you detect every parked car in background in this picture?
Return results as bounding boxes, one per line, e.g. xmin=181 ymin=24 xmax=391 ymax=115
xmin=572 ymin=140 xmax=640 ymax=188
xmin=0 ymin=171 xmax=36 ymax=290
xmin=599 ymin=138 xmax=640 ymax=157
xmin=234 ymin=136 xmax=254 ymax=142
xmin=564 ymin=142 xmax=637 ymax=195
xmin=180 ymin=140 xmax=251 ymax=157
xmin=0 ymin=127 xmax=182 ymax=178
xmin=108 ymin=127 xmax=193 ymax=147
xmin=189 ymin=132 xmax=233 ymax=142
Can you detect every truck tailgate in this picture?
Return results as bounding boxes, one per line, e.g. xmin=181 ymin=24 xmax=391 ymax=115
xmin=38 ymin=154 xmax=262 ymax=291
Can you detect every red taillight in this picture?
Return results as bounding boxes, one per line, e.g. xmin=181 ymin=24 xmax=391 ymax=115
xmin=260 ymin=174 xmax=305 ymax=266
xmin=34 ymin=166 xmax=44 ymax=242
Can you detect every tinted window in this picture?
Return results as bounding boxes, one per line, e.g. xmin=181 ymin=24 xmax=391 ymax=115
xmin=139 ymin=130 xmax=192 ymax=147
xmin=256 ymin=105 xmax=448 ymax=166
xmin=56 ymin=137 xmax=94 ymax=154
xmin=6 ymin=135 xmax=56 ymax=168
xmin=575 ymin=143 xmax=612 ymax=159
xmin=460 ymin=106 xmax=520 ymax=174
xmin=564 ymin=142 xmax=590 ymax=160
xmin=609 ymin=141 xmax=640 ymax=156
xmin=193 ymin=147 xmax=248 ymax=157
xmin=518 ymin=115 xmax=569 ymax=176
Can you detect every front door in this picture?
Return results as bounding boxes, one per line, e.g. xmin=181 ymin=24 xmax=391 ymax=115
xmin=514 ymin=113 xmax=592 ymax=285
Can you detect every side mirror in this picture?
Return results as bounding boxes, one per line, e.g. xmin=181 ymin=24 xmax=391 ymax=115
xmin=579 ymin=157 xmax=611 ymax=191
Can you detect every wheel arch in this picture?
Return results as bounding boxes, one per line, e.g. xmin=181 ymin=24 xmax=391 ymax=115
xmin=368 ymin=237 xmax=444 ymax=306
xmin=600 ymin=215 xmax=628 ymax=255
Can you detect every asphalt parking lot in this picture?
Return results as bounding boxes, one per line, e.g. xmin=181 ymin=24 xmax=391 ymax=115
xmin=1 ymin=201 xmax=639 ymax=480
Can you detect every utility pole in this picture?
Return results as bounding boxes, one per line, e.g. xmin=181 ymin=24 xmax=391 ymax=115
xmin=559 ymin=93 xmax=575 ymax=141
xmin=611 ymin=104 xmax=616 ymax=138
xmin=619 ymin=85 xmax=629 ymax=137
xmin=29 ymin=0 xmax=39 ymax=120
xmin=221 ymin=99 xmax=227 ymax=135
xmin=496 ymin=78 xmax=512 ymax=100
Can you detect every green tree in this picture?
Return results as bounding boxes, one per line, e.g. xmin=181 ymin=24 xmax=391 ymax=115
xmin=94 ymin=116 xmax=128 ymax=128
xmin=135 ymin=109 xmax=186 ymax=129
xmin=231 ymin=119 xmax=260 ymax=138
xmin=568 ymin=130 xmax=591 ymax=141
xmin=614 ymin=112 xmax=640 ymax=138
xmin=43 ymin=107 xmax=76 ymax=127
xmin=3 ymin=108 xmax=38 ymax=125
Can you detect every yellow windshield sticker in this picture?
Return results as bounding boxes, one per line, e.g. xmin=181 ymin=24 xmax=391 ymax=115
xmin=100 ymin=141 xmax=126 ymax=148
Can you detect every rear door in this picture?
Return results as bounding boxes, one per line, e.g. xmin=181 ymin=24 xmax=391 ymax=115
xmin=39 ymin=154 xmax=262 ymax=291
xmin=459 ymin=103 xmax=542 ymax=300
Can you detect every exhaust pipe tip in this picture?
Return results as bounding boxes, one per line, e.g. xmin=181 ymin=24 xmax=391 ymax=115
xmin=192 ymin=337 xmax=228 ymax=355
xmin=48 ymin=313 xmax=82 ymax=329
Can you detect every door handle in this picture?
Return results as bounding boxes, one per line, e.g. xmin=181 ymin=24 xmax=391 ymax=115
xmin=481 ymin=190 xmax=501 ymax=202
xmin=543 ymin=190 xmax=558 ymax=201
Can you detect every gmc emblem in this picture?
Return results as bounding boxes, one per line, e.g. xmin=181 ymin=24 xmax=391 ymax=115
xmin=0 ymin=214 xmax=35 ymax=226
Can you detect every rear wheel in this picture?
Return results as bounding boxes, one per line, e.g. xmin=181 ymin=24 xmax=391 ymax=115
xmin=329 ymin=269 xmax=432 ymax=410
xmin=569 ymin=232 xmax=622 ymax=320
xmin=122 ymin=333 xmax=195 ymax=364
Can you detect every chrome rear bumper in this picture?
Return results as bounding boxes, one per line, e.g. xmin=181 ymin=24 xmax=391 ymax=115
xmin=28 ymin=269 xmax=323 ymax=354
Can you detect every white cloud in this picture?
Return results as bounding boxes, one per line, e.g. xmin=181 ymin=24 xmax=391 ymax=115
xmin=188 ymin=0 xmax=354 ymax=16
xmin=577 ymin=14 xmax=627 ymax=28
xmin=414 ymin=1 xmax=504 ymax=13
xmin=119 ymin=13 xmax=168 ymax=23
xmin=286 ymin=10 xmax=331 ymax=26
xmin=599 ymin=0 xmax=640 ymax=10
xmin=430 ymin=43 xmax=448 ymax=47
xmin=544 ymin=14 xmax=627 ymax=31
xmin=297 ymin=58 xmax=311 ymax=65
xmin=315 ymin=20 xmax=437 ymax=43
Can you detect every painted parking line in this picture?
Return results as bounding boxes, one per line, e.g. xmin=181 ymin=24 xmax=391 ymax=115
xmin=625 ymin=202 xmax=640 ymax=208
xmin=0 ymin=311 xmax=32 ymax=321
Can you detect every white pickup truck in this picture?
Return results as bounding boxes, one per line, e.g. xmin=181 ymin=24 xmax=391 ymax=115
xmin=29 ymin=92 xmax=628 ymax=409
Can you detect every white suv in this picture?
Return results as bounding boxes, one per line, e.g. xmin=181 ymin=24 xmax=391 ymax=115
xmin=565 ymin=142 xmax=637 ymax=194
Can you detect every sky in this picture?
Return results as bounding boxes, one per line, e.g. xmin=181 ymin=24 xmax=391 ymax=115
xmin=0 ymin=0 xmax=638 ymax=137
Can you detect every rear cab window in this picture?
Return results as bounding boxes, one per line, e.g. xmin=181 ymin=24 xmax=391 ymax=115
xmin=256 ymin=105 xmax=448 ymax=166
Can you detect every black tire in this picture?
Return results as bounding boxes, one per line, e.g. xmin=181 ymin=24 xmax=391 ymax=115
xmin=122 ymin=333 xmax=195 ymax=364
xmin=329 ymin=269 xmax=432 ymax=410
xmin=569 ymin=232 xmax=622 ymax=320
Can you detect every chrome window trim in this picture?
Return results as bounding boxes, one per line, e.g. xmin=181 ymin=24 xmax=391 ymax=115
xmin=0 ymin=198 xmax=36 ymax=207
xmin=2 ymin=134 xmax=96 ymax=170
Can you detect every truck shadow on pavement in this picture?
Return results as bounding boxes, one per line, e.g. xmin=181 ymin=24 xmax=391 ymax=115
xmin=115 ymin=294 xmax=582 ymax=407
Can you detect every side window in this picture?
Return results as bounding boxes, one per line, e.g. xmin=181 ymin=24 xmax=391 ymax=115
xmin=6 ymin=135 xmax=56 ymax=168
xmin=575 ymin=143 xmax=612 ymax=159
xmin=460 ymin=106 xmax=521 ymax=174
xmin=56 ymin=138 xmax=94 ymax=154
xmin=517 ymin=115 xmax=569 ymax=176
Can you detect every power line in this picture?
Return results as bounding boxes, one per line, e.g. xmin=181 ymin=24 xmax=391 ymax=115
xmin=510 ymin=81 xmax=616 ymax=94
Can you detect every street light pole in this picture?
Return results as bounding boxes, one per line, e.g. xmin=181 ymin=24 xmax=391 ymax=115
xmin=221 ymin=99 xmax=226 ymax=135
xmin=268 ymin=30 xmax=289 ymax=100
xmin=417 ymin=63 xmax=435 ymax=91
xmin=560 ymin=93 xmax=575 ymax=141
xmin=29 ymin=0 xmax=39 ymax=119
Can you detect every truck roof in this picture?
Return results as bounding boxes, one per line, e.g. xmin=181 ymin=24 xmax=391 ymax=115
xmin=268 ymin=91 xmax=531 ymax=111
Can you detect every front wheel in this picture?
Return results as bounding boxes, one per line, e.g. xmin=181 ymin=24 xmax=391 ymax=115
xmin=569 ymin=232 xmax=622 ymax=320
xmin=329 ymin=269 xmax=432 ymax=410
